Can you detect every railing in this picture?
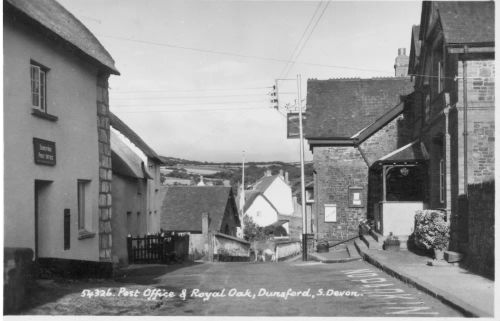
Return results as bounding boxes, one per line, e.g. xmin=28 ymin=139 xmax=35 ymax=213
xmin=127 ymin=233 xmax=189 ymax=264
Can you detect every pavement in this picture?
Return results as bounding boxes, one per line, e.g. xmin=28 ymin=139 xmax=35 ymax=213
xmin=354 ymin=238 xmax=495 ymax=317
xmin=308 ymin=242 xmax=362 ymax=263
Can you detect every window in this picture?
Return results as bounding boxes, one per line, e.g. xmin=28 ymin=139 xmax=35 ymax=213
xmin=439 ymin=159 xmax=445 ymax=203
xmin=77 ymin=180 xmax=94 ymax=238
xmin=30 ymin=63 xmax=47 ymax=111
xmin=438 ymin=61 xmax=444 ymax=93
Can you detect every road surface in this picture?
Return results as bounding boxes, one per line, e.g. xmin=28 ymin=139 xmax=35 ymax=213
xmin=22 ymin=259 xmax=464 ymax=316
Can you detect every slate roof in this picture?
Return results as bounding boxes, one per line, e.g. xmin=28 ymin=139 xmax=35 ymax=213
xmin=436 ymin=1 xmax=494 ymax=45
xmin=305 ymin=78 xmax=414 ymax=139
xmin=242 ymin=190 xmax=279 ymax=213
xmin=160 ymin=186 xmax=239 ymax=232
xmin=110 ymin=112 xmax=163 ymax=164
xmin=408 ymin=25 xmax=421 ymax=75
xmin=252 ymin=175 xmax=280 ymax=193
xmin=5 ymin=0 xmax=119 ymax=74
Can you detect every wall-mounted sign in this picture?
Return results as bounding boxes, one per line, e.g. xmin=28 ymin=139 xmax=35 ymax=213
xmin=348 ymin=186 xmax=364 ymax=208
xmin=33 ymin=138 xmax=56 ymax=166
xmin=287 ymin=113 xmax=307 ymax=139
xmin=324 ymin=204 xmax=337 ymax=222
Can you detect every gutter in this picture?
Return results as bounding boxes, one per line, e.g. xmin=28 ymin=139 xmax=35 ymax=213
xmin=462 ymin=46 xmax=469 ymax=196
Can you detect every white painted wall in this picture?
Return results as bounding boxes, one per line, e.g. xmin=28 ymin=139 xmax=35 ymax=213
xmin=379 ymin=202 xmax=424 ymax=237
xmin=262 ymin=177 xmax=294 ymax=215
xmin=4 ymin=20 xmax=101 ymax=261
xmin=245 ymin=196 xmax=278 ymax=227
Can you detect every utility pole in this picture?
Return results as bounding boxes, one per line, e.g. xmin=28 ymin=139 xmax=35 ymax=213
xmin=240 ymin=150 xmax=246 ymax=234
xmin=272 ymin=76 xmax=308 ymax=261
xmin=297 ymin=74 xmax=308 ymax=261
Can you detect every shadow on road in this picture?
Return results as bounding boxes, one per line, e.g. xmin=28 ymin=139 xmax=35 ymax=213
xmin=114 ymin=261 xmax=204 ymax=285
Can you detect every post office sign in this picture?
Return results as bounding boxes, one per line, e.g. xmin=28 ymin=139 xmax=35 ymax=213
xmin=33 ymin=138 xmax=56 ymax=166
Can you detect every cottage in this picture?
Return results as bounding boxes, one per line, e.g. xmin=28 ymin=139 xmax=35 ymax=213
xmin=250 ymin=170 xmax=295 ymax=216
xmin=109 ymin=112 xmax=164 ymax=236
xmin=407 ymin=1 xmax=495 ymax=277
xmin=3 ymin=0 xmax=119 ymax=276
xmin=160 ymin=186 xmax=240 ymax=260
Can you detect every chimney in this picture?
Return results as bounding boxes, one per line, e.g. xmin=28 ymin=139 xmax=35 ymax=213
xmin=279 ymin=169 xmax=284 ymax=177
xmin=265 ymin=169 xmax=272 ymax=177
xmin=285 ymin=172 xmax=289 ymax=184
xmin=394 ymin=47 xmax=409 ymax=77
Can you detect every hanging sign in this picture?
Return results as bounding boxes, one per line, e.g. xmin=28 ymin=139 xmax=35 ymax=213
xmin=33 ymin=138 xmax=56 ymax=166
xmin=287 ymin=113 xmax=306 ymax=139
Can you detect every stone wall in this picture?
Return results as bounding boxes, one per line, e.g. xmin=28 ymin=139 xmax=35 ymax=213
xmin=97 ymin=74 xmax=113 ymax=261
xmin=313 ymin=146 xmax=368 ymax=241
xmin=213 ymin=233 xmax=251 ymax=261
xmin=461 ymin=181 xmax=494 ymax=279
xmin=358 ymin=116 xmax=401 ymax=166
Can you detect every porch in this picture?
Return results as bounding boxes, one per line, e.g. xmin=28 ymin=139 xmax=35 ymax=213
xmin=369 ymin=141 xmax=428 ymax=244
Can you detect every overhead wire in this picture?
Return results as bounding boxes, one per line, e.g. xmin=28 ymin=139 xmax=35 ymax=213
xmin=282 ymin=1 xmax=331 ymax=78
xmin=278 ymin=1 xmax=324 ymax=79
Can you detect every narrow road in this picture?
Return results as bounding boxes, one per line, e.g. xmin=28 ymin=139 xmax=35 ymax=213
xmin=22 ymin=260 xmax=464 ymax=316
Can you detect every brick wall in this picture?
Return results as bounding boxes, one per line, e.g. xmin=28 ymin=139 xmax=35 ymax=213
xmin=97 ymin=74 xmax=113 ymax=261
xmin=313 ymin=146 xmax=367 ymax=241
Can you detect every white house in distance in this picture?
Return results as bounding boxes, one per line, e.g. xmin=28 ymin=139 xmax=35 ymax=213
xmin=241 ymin=170 xmax=295 ymax=234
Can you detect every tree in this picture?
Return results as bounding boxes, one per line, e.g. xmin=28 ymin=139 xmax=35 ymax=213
xmin=242 ymin=215 xmax=272 ymax=242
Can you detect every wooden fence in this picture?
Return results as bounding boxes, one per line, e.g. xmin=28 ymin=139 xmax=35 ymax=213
xmin=127 ymin=234 xmax=189 ymax=264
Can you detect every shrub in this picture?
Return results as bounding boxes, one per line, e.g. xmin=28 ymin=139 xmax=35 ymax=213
xmin=413 ymin=209 xmax=450 ymax=250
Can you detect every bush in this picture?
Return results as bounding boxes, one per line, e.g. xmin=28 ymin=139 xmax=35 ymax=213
xmin=413 ymin=209 xmax=450 ymax=250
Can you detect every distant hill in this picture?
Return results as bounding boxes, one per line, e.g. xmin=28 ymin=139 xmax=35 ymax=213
xmin=159 ymin=155 xmax=313 ymax=192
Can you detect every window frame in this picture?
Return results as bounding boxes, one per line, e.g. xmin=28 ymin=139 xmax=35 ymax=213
xmin=30 ymin=62 xmax=48 ymax=111
xmin=30 ymin=61 xmax=58 ymax=121
xmin=77 ymin=179 xmax=95 ymax=239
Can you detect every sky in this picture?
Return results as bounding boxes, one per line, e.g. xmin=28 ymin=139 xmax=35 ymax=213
xmin=58 ymin=0 xmax=422 ymax=163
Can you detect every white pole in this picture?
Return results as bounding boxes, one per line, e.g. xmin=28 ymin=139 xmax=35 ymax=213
xmin=297 ymin=74 xmax=307 ymax=261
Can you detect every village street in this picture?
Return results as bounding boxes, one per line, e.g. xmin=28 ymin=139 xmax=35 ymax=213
xmin=22 ymin=260 xmax=463 ymax=317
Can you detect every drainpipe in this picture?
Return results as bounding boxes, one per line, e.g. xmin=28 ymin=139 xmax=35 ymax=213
xmin=462 ymin=46 xmax=469 ymax=196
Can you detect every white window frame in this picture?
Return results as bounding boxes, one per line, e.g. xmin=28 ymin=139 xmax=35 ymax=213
xmin=30 ymin=63 xmax=47 ymax=111
xmin=77 ymin=180 xmax=93 ymax=234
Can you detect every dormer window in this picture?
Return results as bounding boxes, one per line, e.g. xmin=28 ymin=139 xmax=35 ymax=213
xmin=30 ymin=62 xmax=48 ymax=111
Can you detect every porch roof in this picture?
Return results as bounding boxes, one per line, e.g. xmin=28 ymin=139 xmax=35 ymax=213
xmin=377 ymin=140 xmax=429 ymax=164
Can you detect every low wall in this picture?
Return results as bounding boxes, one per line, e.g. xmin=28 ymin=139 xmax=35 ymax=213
xmin=213 ymin=233 xmax=250 ymax=262
xmin=4 ymin=247 xmax=35 ymax=314
xmin=275 ymin=241 xmax=301 ymax=261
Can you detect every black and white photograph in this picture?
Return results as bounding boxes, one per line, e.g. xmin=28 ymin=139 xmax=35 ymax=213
xmin=2 ymin=0 xmax=496 ymax=317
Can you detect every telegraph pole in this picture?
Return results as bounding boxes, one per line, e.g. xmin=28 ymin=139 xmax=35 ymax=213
xmin=297 ymin=74 xmax=308 ymax=261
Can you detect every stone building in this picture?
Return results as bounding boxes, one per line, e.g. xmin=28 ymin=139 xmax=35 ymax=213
xmin=305 ymin=76 xmax=414 ymax=241
xmin=3 ymin=0 xmax=119 ymax=276
xmin=407 ymin=1 xmax=494 ymax=278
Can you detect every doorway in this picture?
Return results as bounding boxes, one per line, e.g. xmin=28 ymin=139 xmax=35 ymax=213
xmin=34 ymin=180 xmax=52 ymax=260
